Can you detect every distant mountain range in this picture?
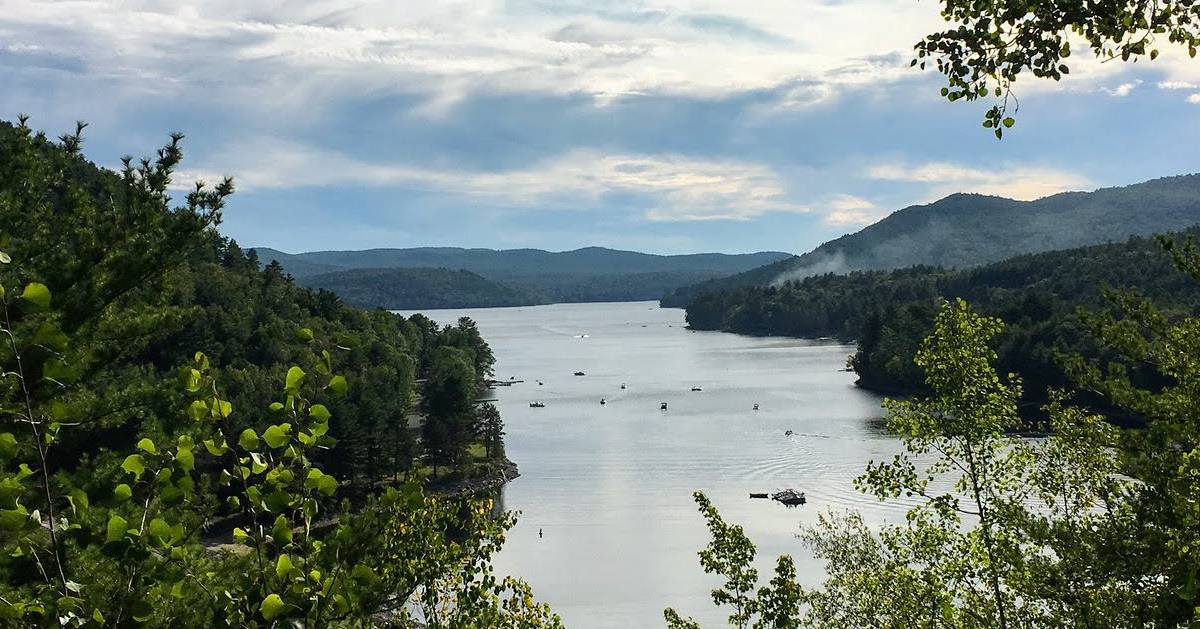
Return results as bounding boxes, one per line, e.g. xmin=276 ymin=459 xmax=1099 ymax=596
xmin=251 ymin=246 xmax=792 ymax=310
xmin=662 ymin=174 xmax=1200 ymax=306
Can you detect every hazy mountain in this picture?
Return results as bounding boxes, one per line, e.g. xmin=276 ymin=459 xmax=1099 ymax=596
xmin=662 ymin=174 xmax=1200 ymax=306
xmin=300 ymin=267 xmax=540 ymax=310
xmin=252 ymin=246 xmax=792 ymax=307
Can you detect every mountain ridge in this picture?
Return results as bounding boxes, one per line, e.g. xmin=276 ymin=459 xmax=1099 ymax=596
xmin=661 ymin=173 xmax=1200 ymax=306
xmin=252 ymin=245 xmax=793 ymax=308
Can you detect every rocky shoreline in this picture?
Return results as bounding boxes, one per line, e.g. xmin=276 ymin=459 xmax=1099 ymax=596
xmin=426 ymin=456 xmax=520 ymax=499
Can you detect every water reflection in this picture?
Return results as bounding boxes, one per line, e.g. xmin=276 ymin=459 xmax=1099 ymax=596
xmin=399 ymin=302 xmax=898 ymax=629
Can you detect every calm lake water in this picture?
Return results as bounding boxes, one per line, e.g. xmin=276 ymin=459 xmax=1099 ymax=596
xmin=404 ymin=301 xmax=906 ymax=628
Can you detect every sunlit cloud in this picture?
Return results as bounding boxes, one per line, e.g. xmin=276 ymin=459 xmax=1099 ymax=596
xmin=823 ymin=194 xmax=882 ymax=226
xmin=867 ymin=161 xmax=1093 ymax=201
xmin=1103 ymin=80 xmax=1142 ymax=97
xmin=181 ymin=138 xmax=806 ymax=222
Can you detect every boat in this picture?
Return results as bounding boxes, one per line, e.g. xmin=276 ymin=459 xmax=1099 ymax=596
xmin=574 ymin=371 xmax=586 ymax=376
xmin=749 ymin=492 xmax=769 ymax=499
xmin=600 ymin=398 xmax=607 ymax=405
xmin=690 ymin=386 xmax=703 ymax=392
xmin=660 ymin=402 xmax=668 ymax=410
xmin=537 ymin=381 xmax=543 ymax=386
xmin=753 ymin=403 xmax=759 ymax=410
xmin=529 ymin=402 xmax=545 ymax=408
xmin=772 ymin=489 xmax=806 ymax=507
xmin=620 ymin=383 xmax=626 ymax=390
xmin=784 ymin=430 xmax=793 ymax=436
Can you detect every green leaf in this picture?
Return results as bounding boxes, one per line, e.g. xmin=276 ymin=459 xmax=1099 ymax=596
xmin=188 ymin=400 xmax=208 ymax=421
xmin=136 ymin=438 xmax=156 ymax=454
xmin=0 ymin=251 xmax=9 ymax=264
xmin=304 ymin=468 xmax=325 ymax=489
xmin=121 ymin=454 xmax=146 ymax=479
xmin=67 ymin=489 xmax=89 ymax=515
xmin=0 ymin=433 xmax=17 ymax=457
xmin=149 ymin=517 xmax=171 ymax=541
xmin=106 ymin=515 xmax=128 ymax=543
xmin=296 ymin=327 xmax=314 ymax=342
xmin=203 ymin=439 xmax=228 ymax=456
xmin=309 ymin=404 xmax=331 ymax=423
xmin=20 ymin=283 xmax=50 ymax=309
xmin=1002 ymin=117 xmax=1015 ymax=128
xmin=317 ymin=475 xmax=338 ymax=497
xmin=285 ymin=366 xmax=306 ymax=392
xmin=260 ymin=594 xmax=286 ymax=620
xmin=327 ymin=375 xmax=348 ymax=397
xmin=184 ymin=368 xmax=202 ymax=393
xmin=238 ymin=429 xmax=260 ymax=450
xmin=269 ymin=401 xmax=285 ymax=413
xmin=272 ymin=515 xmax=292 ymax=544
xmin=263 ymin=424 xmax=291 ymax=449
xmin=214 ymin=399 xmax=233 ymax=418
xmin=114 ymin=484 xmax=132 ymax=502
xmin=276 ymin=554 xmax=294 ymax=578
xmin=249 ymin=452 xmax=269 ymax=475
xmin=176 ymin=449 xmax=194 ymax=472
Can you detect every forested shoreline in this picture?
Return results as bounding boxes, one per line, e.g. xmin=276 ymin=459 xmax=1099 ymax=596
xmin=682 ymin=231 xmax=1200 ymax=416
xmin=0 ymin=118 xmax=559 ymax=625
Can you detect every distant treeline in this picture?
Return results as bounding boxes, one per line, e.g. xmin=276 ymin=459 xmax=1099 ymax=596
xmin=684 ymin=230 xmax=1200 ymax=413
xmin=296 ymin=266 xmax=735 ymax=310
xmin=256 ymin=246 xmax=792 ymax=309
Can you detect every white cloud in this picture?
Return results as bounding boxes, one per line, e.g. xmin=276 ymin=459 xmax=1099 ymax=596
xmin=1103 ymin=80 xmax=1141 ymax=97
xmin=1158 ymin=80 xmax=1198 ymax=90
xmin=824 ymin=194 xmax=882 ymax=225
xmin=867 ymin=161 xmax=1092 ymax=201
xmin=0 ymin=0 xmax=945 ymax=113
xmin=183 ymin=138 xmax=806 ymax=221
xmin=1189 ymin=93 xmax=1200 ymax=104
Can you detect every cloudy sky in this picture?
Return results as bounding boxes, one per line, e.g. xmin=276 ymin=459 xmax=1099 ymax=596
xmin=3 ymin=1 xmax=1200 ymax=254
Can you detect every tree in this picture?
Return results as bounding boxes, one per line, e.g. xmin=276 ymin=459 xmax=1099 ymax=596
xmin=918 ymin=0 xmax=1200 ymax=136
xmin=0 ymin=118 xmax=555 ymax=627
xmin=422 ymin=346 xmax=477 ymax=474
xmin=670 ymin=299 xmax=1143 ymax=627
xmin=476 ymin=402 xmax=505 ymax=459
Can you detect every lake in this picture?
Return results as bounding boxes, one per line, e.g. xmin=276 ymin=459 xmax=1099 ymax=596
xmin=404 ymin=301 xmax=907 ymax=628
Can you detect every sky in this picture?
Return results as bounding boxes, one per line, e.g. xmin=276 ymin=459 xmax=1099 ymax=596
xmin=2 ymin=1 xmax=1200 ymax=255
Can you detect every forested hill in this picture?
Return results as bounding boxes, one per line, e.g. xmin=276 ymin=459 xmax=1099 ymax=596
xmin=253 ymin=245 xmax=791 ymax=307
xmin=301 ymin=267 xmax=540 ymax=310
xmin=684 ymin=229 xmax=1200 ymax=412
xmin=662 ymin=174 xmax=1200 ymax=306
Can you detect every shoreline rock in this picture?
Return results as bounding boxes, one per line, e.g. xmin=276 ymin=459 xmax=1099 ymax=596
xmin=426 ymin=456 xmax=520 ymax=499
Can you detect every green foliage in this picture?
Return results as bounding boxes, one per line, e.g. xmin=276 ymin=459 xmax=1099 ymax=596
xmin=685 ymin=230 xmax=1200 ymax=413
xmin=664 ymin=493 xmax=805 ymax=629
xmin=0 ymin=118 xmax=554 ymax=627
xmin=916 ymin=0 xmax=1200 ymax=135
xmin=674 ymin=293 xmax=1200 ymax=627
